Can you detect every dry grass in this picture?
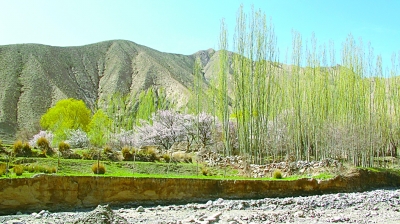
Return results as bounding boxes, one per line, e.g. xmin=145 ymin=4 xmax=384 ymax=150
xmin=121 ymin=146 xmax=133 ymax=161
xmin=13 ymin=165 xmax=24 ymax=176
xmin=92 ymin=163 xmax=106 ymax=174
xmin=0 ymin=163 xmax=6 ymax=176
xmin=58 ymin=141 xmax=70 ymax=153
xmin=24 ymin=164 xmax=57 ymax=174
xmin=273 ymin=169 xmax=283 ymax=179
xmin=162 ymin=153 xmax=171 ymax=163
xmin=172 ymin=151 xmax=192 ymax=163
xmin=12 ymin=140 xmax=23 ymax=155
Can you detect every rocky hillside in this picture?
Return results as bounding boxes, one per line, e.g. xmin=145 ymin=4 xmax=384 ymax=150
xmin=0 ymin=40 xmax=218 ymax=141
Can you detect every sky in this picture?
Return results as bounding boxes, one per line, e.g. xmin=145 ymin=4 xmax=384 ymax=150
xmin=1 ymin=0 xmax=399 ymax=70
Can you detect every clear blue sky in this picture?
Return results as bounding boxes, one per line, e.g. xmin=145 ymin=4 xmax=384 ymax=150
xmin=1 ymin=0 xmax=399 ymax=70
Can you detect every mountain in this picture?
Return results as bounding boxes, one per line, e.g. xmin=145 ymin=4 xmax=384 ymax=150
xmin=0 ymin=40 xmax=217 ymax=141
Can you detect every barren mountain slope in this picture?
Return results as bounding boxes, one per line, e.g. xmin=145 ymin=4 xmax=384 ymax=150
xmin=0 ymin=40 xmax=215 ymax=141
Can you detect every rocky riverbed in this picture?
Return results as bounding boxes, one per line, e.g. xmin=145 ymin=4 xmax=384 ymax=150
xmin=1 ymin=189 xmax=400 ymax=224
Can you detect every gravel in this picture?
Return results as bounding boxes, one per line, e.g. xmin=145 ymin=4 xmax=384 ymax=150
xmin=1 ymin=189 xmax=400 ymax=223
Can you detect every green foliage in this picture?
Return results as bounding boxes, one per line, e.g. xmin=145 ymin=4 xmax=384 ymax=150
xmin=135 ymin=88 xmax=172 ymax=125
xmin=40 ymin=98 xmax=91 ymax=143
xmin=103 ymin=92 xmax=135 ymax=132
xmin=273 ymin=169 xmax=283 ymax=179
xmin=13 ymin=165 xmax=24 ymax=176
xmin=92 ymin=163 xmax=106 ymax=174
xmin=103 ymin=89 xmax=173 ymax=132
xmin=88 ymin=109 xmax=113 ymax=148
xmin=206 ymin=6 xmax=400 ymax=168
xmin=313 ymin=173 xmax=334 ymax=180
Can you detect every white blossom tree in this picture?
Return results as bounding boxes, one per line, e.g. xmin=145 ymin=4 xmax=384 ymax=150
xmin=135 ymin=110 xmax=218 ymax=151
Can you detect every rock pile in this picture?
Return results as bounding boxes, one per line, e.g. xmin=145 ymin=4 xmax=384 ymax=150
xmin=73 ymin=204 xmax=128 ymax=224
xmin=201 ymin=151 xmax=342 ymax=178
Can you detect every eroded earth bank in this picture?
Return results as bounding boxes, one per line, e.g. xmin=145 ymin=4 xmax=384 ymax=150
xmin=1 ymin=188 xmax=400 ymax=223
xmin=1 ymin=169 xmax=400 ymax=223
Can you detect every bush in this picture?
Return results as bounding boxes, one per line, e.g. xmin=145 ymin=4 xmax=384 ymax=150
xmin=12 ymin=140 xmax=23 ymax=156
xmin=92 ymin=163 xmax=106 ymax=174
xmin=0 ymin=163 xmax=6 ymax=176
xmin=13 ymin=165 xmax=24 ymax=176
xmin=162 ymin=153 xmax=171 ymax=163
xmin=13 ymin=141 xmax=32 ymax=157
xmin=82 ymin=149 xmax=99 ymax=160
xmin=272 ymin=169 xmax=283 ymax=179
xmin=100 ymin=146 xmax=120 ymax=161
xmin=49 ymin=166 xmax=57 ymax=173
xmin=26 ymin=164 xmax=35 ymax=173
xmin=36 ymin=137 xmax=55 ymax=156
xmin=22 ymin=142 xmax=32 ymax=157
xmin=59 ymin=141 xmax=75 ymax=158
xmin=63 ymin=151 xmax=82 ymax=159
xmin=65 ymin=129 xmax=89 ymax=148
xmin=24 ymin=164 xmax=56 ymax=174
xmin=137 ymin=148 xmax=158 ymax=162
xmin=58 ymin=141 xmax=70 ymax=153
xmin=121 ymin=146 xmax=133 ymax=161
xmin=0 ymin=140 xmax=6 ymax=154
xmin=103 ymin=145 xmax=113 ymax=154
xmin=29 ymin=131 xmax=54 ymax=148
xmin=37 ymin=137 xmax=50 ymax=151
xmin=201 ymin=166 xmax=211 ymax=176
xmin=172 ymin=152 xmax=192 ymax=163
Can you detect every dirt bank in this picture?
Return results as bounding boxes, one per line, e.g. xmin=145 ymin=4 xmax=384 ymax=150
xmin=0 ymin=169 xmax=399 ymax=215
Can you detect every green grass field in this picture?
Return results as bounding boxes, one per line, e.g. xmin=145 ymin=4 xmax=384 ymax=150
xmin=1 ymin=143 xmax=395 ymax=181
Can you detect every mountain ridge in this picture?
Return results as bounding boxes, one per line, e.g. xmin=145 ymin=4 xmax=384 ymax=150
xmin=0 ymin=40 xmax=217 ymax=141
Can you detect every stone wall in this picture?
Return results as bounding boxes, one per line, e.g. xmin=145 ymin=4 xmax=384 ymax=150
xmin=0 ymin=170 xmax=399 ymax=215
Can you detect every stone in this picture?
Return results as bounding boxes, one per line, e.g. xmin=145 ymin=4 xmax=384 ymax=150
xmin=5 ymin=220 xmax=24 ymax=224
xmin=331 ymin=216 xmax=342 ymax=222
xmin=136 ymin=206 xmax=145 ymax=212
xmin=294 ymin=210 xmax=305 ymax=218
xmin=205 ymin=212 xmax=222 ymax=222
xmin=181 ymin=218 xmax=195 ymax=223
xmin=214 ymin=198 xmax=224 ymax=205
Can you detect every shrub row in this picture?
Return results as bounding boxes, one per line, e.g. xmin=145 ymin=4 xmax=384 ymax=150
xmin=24 ymin=164 xmax=57 ymax=174
xmin=6 ymin=139 xmax=193 ymax=165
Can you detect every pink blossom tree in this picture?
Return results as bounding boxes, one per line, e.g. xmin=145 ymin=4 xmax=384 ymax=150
xmin=135 ymin=110 xmax=218 ymax=151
